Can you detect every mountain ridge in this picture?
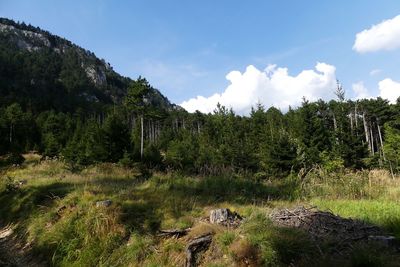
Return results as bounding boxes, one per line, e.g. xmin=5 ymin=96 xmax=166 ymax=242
xmin=0 ymin=17 xmax=176 ymax=113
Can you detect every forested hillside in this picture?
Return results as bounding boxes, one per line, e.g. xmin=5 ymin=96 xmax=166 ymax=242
xmin=1 ymin=18 xmax=399 ymax=176
xmin=1 ymin=58 xmax=400 ymax=176
xmin=0 ymin=17 xmax=174 ymax=112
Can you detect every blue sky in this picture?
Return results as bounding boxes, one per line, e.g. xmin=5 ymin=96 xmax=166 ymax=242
xmin=1 ymin=1 xmax=400 ymax=113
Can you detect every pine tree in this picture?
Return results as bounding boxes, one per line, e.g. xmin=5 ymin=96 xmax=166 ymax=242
xmin=125 ymin=77 xmax=151 ymax=159
xmin=102 ymin=112 xmax=130 ymax=162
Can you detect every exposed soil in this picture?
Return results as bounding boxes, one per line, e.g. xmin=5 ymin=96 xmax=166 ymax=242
xmin=0 ymin=225 xmax=45 ymax=267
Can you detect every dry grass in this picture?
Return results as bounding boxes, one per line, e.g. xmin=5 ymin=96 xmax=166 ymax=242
xmin=230 ymin=238 xmax=260 ymax=267
xmin=1 ymin=159 xmax=400 ymax=266
xmin=300 ymin=167 xmax=400 ymax=200
xmin=187 ymin=222 xmax=220 ymax=239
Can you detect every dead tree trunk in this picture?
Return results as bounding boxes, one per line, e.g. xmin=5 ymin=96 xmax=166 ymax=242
xmin=185 ymin=234 xmax=212 ymax=267
xmin=333 ymin=114 xmax=338 ymax=132
xmin=9 ymin=124 xmax=12 ymax=144
xmin=370 ymin=125 xmax=375 ymax=155
xmin=355 ymin=104 xmax=359 ymax=128
xmin=350 ymin=112 xmax=354 ymax=135
xmin=140 ymin=115 xmax=144 ymax=159
xmin=363 ymin=113 xmax=371 ymax=154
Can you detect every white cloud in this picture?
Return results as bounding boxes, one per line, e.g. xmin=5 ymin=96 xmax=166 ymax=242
xmin=352 ymin=81 xmax=372 ymax=100
xmin=369 ymin=69 xmax=382 ymax=76
xmin=353 ymin=15 xmax=400 ymax=53
xmin=180 ymin=62 xmax=337 ymax=114
xmin=378 ymin=78 xmax=400 ymax=103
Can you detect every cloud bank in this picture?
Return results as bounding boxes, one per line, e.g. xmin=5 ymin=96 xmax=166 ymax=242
xmin=352 ymin=82 xmax=372 ymax=100
xmin=353 ymin=15 xmax=400 ymax=53
xmin=378 ymin=78 xmax=400 ymax=103
xmin=180 ymin=63 xmax=337 ymax=114
xmin=352 ymin=79 xmax=400 ymax=104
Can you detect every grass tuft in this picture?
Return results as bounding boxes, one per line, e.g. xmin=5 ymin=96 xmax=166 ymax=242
xmin=1 ymin=159 xmax=400 ymax=266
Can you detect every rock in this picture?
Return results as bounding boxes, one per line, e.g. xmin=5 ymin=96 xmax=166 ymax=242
xmin=16 ymin=179 xmax=27 ymax=186
xmin=96 ymin=200 xmax=112 ymax=208
xmin=209 ymin=208 xmax=243 ymax=227
xmin=85 ymin=65 xmax=107 ymax=86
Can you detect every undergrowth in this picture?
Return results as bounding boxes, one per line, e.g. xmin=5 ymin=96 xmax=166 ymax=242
xmin=1 ymin=157 xmax=400 ymax=266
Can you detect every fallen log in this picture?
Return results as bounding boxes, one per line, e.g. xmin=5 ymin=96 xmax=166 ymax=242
xmin=158 ymin=228 xmax=190 ymax=238
xmin=185 ymin=234 xmax=212 ymax=267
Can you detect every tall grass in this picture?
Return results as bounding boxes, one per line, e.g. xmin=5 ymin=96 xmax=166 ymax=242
xmin=300 ymin=167 xmax=399 ymax=200
xmin=1 ymin=159 xmax=400 ymax=266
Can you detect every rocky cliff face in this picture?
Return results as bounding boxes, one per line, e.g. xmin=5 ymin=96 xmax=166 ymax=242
xmin=0 ymin=20 xmax=109 ymax=87
xmin=0 ymin=17 xmax=175 ymax=112
xmin=0 ymin=22 xmax=51 ymax=50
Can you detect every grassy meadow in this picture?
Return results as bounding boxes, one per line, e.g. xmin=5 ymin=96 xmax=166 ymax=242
xmin=1 ymin=154 xmax=400 ymax=266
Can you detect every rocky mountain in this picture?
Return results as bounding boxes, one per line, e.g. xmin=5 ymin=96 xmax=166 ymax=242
xmin=0 ymin=18 xmax=174 ymax=113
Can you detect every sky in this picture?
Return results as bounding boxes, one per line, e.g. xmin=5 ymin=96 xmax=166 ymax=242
xmin=1 ymin=0 xmax=400 ymax=114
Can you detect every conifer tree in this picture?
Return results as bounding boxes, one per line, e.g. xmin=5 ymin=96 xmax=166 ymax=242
xmin=125 ymin=77 xmax=150 ymax=159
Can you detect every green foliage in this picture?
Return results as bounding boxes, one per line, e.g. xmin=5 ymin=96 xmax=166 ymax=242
xmin=320 ymin=151 xmax=344 ymax=172
xmin=1 ymin=18 xmax=400 ymax=181
xmin=143 ymin=144 xmax=162 ymax=167
xmin=63 ymin=119 xmax=108 ymax=166
xmin=349 ymin=245 xmax=390 ymax=267
xmin=37 ymin=111 xmax=73 ymax=157
xmin=216 ymin=231 xmax=236 ymax=250
xmin=242 ymin=211 xmax=314 ymax=265
xmin=0 ymin=153 xmax=25 ymax=167
xmin=118 ymin=150 xmax=134 ymax=167
xmin=2 ymin=160 xmax=400 ymax=266
xmin=384 ymin=120 xmax=400 ymax=172
xmin=165 ymin=134 xmax=198 ymax=171
xmin=125 ymin=77 xmax=151 ymax=114
xmin=312 ymin=199 xmax=400 ymax=238
xmin=102 ymin=113 xmax=130 ymax=162
xmin=260 ymin=130 xmax=298 ymax=177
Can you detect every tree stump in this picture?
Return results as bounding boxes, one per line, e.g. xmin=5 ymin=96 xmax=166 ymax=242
xmin=95 ymin=200 xmax=112 ymax=207
xmin=209 ymin=208 xmax=242 ymax=227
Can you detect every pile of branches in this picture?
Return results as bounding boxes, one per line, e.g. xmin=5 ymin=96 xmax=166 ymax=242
xmin=270 ymin=206 xmax=383 ymax=250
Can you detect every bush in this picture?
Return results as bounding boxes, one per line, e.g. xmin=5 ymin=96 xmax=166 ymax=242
xmin=0 ymin=153 xmax=24 ymax=167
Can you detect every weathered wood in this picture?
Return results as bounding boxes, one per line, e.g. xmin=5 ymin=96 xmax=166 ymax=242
xmin=350 ymin=111 xmax=354 ymax=135
xmin=270 ymin=206 xmax=387 ymax=253
xmin=362 ymin=113 xmax=371 ymax=153
xmin=158 ymin=228 xmax=190 ymax=238
xmin=185 ymin=234 xmax=212 ymax=267
xmin=96 ymin=200 xmax=112 ymax=207
xmin=377 ymin=123 xmax=386 ymax=161
xmin=355 ymin=104 xmax=358 ymax=128
xmin=370 ymin=124 xmax=375 ymax=155
xmin=209 ymin=208 xmax=243 ymax=227
xmin=140 ymin=115 xmax=144 ymax=159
